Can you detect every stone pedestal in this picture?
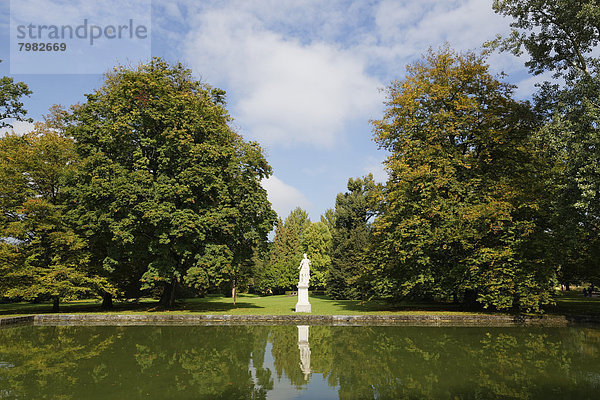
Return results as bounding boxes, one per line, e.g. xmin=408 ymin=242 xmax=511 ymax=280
xmin=295 ymin=284 xmax=311 ymax=313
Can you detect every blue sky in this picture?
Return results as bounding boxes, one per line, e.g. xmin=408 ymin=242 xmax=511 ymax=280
xmin=1 ymin=0 xmax=542 ymax=222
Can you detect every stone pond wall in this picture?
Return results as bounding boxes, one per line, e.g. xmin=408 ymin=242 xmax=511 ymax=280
xmin=1 ymin=313 xmax=599 ymax=327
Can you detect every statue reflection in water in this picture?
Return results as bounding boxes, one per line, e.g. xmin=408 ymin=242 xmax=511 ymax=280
xmin=297 ymin=325 xmax=311 ymax=381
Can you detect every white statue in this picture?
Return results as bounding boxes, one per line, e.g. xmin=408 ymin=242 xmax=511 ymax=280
xmin=296 ymin=254 xmax=311 ymax=312
xmin=298 ymin=253 xmax=311 ymax=285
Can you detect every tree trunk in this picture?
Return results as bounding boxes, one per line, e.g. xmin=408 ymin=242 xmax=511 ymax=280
xmin=232 ymin=278 xmax=237 ymax=306
xmin=462 ymin=289 xmax=479 ymax=310
xmin=169 ymin=279 xmax=176 ymax=307
xmin=101 ymin=292 xmax=113 ymax=310
xmin=52 ymin=296 xmax=59 ymax=313
xmin=159 ymin=280 xmax=177 ymax=309
xmin=565 ymin=282 xmax=571 ymax=291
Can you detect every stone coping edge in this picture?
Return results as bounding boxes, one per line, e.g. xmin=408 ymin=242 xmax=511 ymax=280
xmin=0 ymin=315 xmax=34 ymax=326
xmin=1 ymin=313 xmax=599 ymax=327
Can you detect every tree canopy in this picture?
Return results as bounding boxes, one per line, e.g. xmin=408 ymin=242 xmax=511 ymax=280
xmin=258 ymin=208 xmax=311 ymax=294
xmin=300 ymin=221 xmax=332 ymax=290
xmin=488 ymin=0 xmax=600 ymax=290
xmin=64 ymin=58 xmax=276 ymax=307
xmin=328 ymin=175 xmax=376 ymax=300
xmin=490 ymin=0 xmax=600 ymax=79
xmin=371 ymin=47 xmax=552 ymax=311
xmin=0 ymin=110 xmax=113 ymax=311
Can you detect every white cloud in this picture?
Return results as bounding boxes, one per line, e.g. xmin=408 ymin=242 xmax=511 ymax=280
xmin=358 ymin=0 xmax=519 ymax=82
xmin=373 ymin=0 xmax=508 ymax=53
xmin=182 ymin=4 xmax=382 ymax=147
xmin=0 ymin=120 xmax=35 ymax=136
xmin=177 ymin=0 xmax=528 ymax=149
xmin=261 ymin=175 xmax=311 ymax=219
xmin=161 ymin=3 xmax=185 ymax=22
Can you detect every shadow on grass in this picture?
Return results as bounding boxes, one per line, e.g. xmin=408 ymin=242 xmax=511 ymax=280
xmin=317 ymin=292 xmax=600 ymax=316
xmin=0 ymin=297 xmax=264 ymax=315
xmin=0 ymin=300 xmax=166 ymax=315
xmin=311 ymin=295 xmax=472 ymax=313
xmin=546 ymin=292 xmax=600 ymax=316
xmin=177 ymin=300 xmax=263 ymax=313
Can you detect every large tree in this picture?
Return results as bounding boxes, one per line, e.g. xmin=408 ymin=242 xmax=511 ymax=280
xmin=300 ymin=221 xmax=332 ymax=290
xmin=65 ymin=59 xmax=275 ymax=308
xmin=0 ymin=111 xmax=113 ymax=311
xmin=328 ymin=175 xmax=376 ymax=300
xmin=262 ymin=208 xmax=310 ymax=293
xmin=535 ymin=76 xmax=600 ymax=289
xmin=491 ymin=0 xmax=600 ymax=288
xmin=253 ymin=217 xmax=285 ymax=295
xmin=371 ymin=47 xmax=552 ymax=311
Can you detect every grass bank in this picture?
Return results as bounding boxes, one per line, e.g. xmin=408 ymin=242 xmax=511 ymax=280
xmin=0 ymin=291 xmax=597 ymax=317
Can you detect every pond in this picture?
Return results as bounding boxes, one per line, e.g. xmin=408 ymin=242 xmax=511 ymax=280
xmin=1 ymin=324 xmax=599 ymax=399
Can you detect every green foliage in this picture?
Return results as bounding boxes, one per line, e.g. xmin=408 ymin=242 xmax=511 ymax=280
xmin=258 ymin=208 xmax=310 ymax=293
xmin=64 ymin=58 xmax=275 ymax=307
xmin=489 ymin=0 xmax=600 ymax=79
xmin=328 ymin=175 xmax=376 ymax=300
xmin=249 ymin=241 xmax=272 ymax=294
xmin=535 ymin=74 xmax=600 ymax=287
xmin=286 ymin=207 xmax=311 ymax=234
xmin=320 ymin=208 xmax=336 ymax=232
xmin=0 ymin=60 xmax=32 ymax=129
xmin=0 ymin=116 xmax=113 ymax=308
xmin=300 ymin=222 xmax=332 ymax=290
xmin=254 ymin=218 xmax=287 ymax=294
xmin=490 ymin=1 xmax=600 ymax=288
xmin=371 ymin=46 xmax=554 ymax=311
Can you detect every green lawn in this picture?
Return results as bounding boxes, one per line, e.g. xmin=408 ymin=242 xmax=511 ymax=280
xmin=1 ymin=291 xmax=598 ymax=317
xmin=0 ymin=294 xmax=474 ymax=316
xmin=546 ymin=291 xmax=600 ymax=316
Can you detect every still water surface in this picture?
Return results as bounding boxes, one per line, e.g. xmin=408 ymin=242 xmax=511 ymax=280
xmin=1 ymin=324 xmax=599 ymax=399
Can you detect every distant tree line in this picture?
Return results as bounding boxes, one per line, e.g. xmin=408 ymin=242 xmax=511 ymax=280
xmin=1 ymin=0 xmax=599 ymax=312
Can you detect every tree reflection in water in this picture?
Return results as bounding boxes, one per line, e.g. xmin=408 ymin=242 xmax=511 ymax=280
xmin=0 ymin=324 xmax=599 ymax=399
